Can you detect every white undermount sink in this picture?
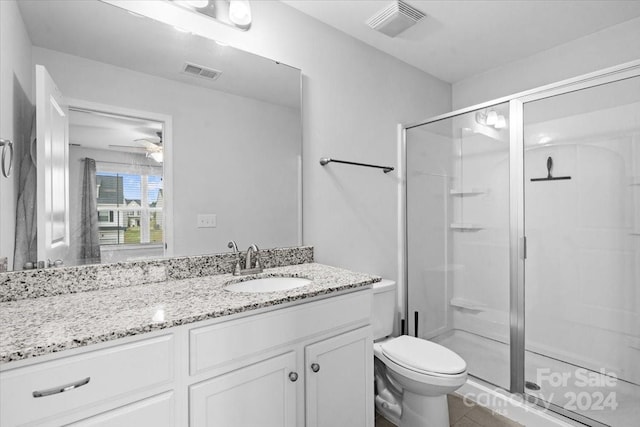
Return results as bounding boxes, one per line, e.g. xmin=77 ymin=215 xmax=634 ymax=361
xmin=224 ymin=277 xmax=312 ymax=293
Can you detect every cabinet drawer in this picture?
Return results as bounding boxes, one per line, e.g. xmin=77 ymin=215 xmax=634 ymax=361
xmin=0 ymin=334 xmax=174 ymax=426
xmin=68 ymin=392 xmax=174 ymax=427
xmin=190 ymin=290 xmax=372 ymax=375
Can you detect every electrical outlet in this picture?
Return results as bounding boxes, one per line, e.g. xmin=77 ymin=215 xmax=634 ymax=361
xmin=197 ymin=214 xmax=217 ymax=228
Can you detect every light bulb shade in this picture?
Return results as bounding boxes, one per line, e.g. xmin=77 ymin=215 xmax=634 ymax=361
xmin=185 ymin=0 xmax=209 ymax=7
xmin=149 ymin=152 xmax=164 ymax=163
xmin=494 ymin=115 xmax=507 ymax=129
xmin=229 ymin=0 xmax=252 ymax=28
xmin=486 ymin=110 xmax=498 ymax=126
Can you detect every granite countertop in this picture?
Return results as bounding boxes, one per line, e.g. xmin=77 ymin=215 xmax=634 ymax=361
xmin=0 ymin=263 xmax=380 ymax=365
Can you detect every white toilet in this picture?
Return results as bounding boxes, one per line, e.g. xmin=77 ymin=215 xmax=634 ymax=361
xmin=373 ymin=280 xmax=467 ymax=427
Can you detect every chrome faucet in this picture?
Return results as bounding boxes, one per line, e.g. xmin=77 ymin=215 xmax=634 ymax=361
xmin=228 ymin=241 xmax=263 ymax=276
xmin=244 ymin=244 xmax=263 ymax=274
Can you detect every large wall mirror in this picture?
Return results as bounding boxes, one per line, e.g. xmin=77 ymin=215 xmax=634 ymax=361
xmin=0 ymin=0 xmax=302 ymax=271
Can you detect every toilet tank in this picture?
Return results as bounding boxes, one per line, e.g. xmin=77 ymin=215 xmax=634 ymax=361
xmin=372 ymin=280 xmax=397 ymax=340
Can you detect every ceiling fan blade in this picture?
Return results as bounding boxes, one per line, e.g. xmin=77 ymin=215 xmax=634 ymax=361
xmin=108 ymin=144 xmax=149 ymax=151
xmin=133 ymin=138 xmax=162 ymax=150
xmin=109 ymin=143 xmax=163 ymax=153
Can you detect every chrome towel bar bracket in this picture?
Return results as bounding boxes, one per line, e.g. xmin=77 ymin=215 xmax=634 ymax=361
xmin=0 ymin=138 xmax=14 ymax=178
xmin=319 ymin=157 xmax=394 ymax=173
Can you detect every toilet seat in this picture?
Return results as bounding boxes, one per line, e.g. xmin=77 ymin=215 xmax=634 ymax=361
xmin=374 ymin=339 xmax=467 ymax=392
xmin=380 ymin=335 xmax=467 ymax=376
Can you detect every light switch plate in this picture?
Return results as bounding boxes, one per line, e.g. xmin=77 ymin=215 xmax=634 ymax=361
xmin=197 ymin=214 xmax=217 ymax=228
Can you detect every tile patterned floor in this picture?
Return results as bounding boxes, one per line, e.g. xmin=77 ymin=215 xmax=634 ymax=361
xmin=375 ymin=394 xmax=524 ymax=427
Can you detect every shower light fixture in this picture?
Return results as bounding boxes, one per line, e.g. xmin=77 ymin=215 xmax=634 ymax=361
xmin=170 ymin=0 xmax=252 ymax=31
xmin=494 ymin=115 xmax=507 ymax=129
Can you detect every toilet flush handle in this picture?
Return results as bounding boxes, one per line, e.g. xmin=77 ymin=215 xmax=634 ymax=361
xmin=310 ymin=363 xmax=320 ymax=373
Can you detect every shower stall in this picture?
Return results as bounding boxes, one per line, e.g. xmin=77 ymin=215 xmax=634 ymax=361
xmin=402 ymin=61 xmax=640 ymax=427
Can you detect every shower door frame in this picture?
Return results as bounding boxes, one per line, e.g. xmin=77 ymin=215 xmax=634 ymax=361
xmin=399 ymin=59 xmax=640 ymax=426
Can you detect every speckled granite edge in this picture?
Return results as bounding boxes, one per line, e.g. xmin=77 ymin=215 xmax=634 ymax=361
xmin=0 ymin=263 xmax=378 ymax=364
xmin=0 ymin=246 xmax=313 ymax=302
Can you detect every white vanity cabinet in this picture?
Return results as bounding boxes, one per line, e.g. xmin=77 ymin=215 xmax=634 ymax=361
xmin=188 ymin=288 xmax=374 ymax=427
xmin=188 ymin=326 xmax=373 ymax=427
xmin=0 ymin=288 xmax=373 ymax=426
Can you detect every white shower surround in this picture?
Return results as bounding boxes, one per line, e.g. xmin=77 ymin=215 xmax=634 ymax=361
xmin=404 ymin=61 xmax=640 ymax=427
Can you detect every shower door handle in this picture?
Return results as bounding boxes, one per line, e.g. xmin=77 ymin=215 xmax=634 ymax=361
xmin=521 ymin=236 xmax=527 ymax=260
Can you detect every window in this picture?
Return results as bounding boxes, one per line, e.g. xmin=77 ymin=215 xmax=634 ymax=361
xmin=96 ymin=166 xmax=163 ymax=246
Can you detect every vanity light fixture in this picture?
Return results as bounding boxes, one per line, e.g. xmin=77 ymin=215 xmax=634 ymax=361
xmin=486 ymin=110 xmax=498 ymax=126
xmin=475 ymin=109 xmax=507 ymax=130
xmin=169 ymin=0 xmax=252 ymax=31
xmin=229 ymin=0 xmax=252 ymax=28
xmin=182 ymin=0 xmax=209 ymax=7
xmin=494 ymin=115 xmax=507 ymax=129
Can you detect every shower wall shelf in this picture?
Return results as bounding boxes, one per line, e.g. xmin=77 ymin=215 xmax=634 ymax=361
xmin=450 ymin=223 xmax=484 ymax=232
xmin=449 ymin=188 xmax=486 ymax=196
xmin=450 ymin=298 xmax=487 ymax=311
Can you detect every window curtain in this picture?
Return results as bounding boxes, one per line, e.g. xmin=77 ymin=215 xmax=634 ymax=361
xmin=80 ymin=157 xmax=101 ymax=263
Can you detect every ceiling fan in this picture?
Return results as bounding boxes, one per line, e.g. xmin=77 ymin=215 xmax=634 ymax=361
xmin=108 ymin=131 xmax=164 ymax=162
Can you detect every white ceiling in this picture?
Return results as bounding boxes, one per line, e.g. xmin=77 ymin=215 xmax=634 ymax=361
xmin=69 ymin=110 xmax=163 ymax=153
xmin=283 ymin=0 xmax=640 ymax=83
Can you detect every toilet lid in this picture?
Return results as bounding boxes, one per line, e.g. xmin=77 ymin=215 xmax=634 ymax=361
xmin=381 ymin=336 xmax=466 ymax=375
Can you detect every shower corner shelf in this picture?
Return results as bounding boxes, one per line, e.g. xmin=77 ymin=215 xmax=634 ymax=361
xmin=450 ymin=223 xmax=484 ymax=232
xmin=449 ymin=188 xmax=486 ymax=196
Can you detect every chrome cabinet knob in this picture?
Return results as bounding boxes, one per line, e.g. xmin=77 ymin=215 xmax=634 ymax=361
xmin=310 ymin=363 xmax=320 ymax=373
xmin=288 ymin=372 xmax=298 ymax=382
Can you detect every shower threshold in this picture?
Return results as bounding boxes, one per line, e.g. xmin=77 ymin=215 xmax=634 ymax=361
xmin=432 ymin=329 xmax=639 ymax=427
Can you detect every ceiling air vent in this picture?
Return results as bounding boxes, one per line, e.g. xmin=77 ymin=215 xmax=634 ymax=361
xmin=366 ymin=0 xmax=426 ymax=37
xmin=182 ymin=62 xmax=222 ymax=80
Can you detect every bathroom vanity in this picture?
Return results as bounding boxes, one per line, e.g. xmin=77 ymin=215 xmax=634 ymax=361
xmin=0 ymin=252 xmax=379 ymax=426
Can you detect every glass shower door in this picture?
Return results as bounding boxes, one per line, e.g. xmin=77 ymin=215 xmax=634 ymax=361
xmin=523 ymin=76 xmax=640 ymax=426
xmin=406 ymin=102 xmax=511 ymax=390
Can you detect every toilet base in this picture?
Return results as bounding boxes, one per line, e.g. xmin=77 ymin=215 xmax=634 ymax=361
xmin=400 ymin=392 xmax=449 ymax=427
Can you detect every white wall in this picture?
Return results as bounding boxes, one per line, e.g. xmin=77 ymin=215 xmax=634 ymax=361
xmin=452 ymin=16 xmax=640 ymax=109
xmin=0 ymin=0 xmax=33 ymax=270
xmin=33 ymin=46 xmax=301 ymax=258
xmin=108 ymin=0 xmax=451 ymax=283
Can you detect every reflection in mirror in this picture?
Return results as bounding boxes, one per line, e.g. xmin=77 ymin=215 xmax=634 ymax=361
xmin=68 ymin=110 xmax=166 ymax=264
xmin=0 ymin=0 xmax=302 ymax=271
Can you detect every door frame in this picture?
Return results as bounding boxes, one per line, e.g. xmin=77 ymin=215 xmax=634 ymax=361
xmin=398 ymin=59 xmax=640 ymax=426
xmin=65 ymin=98 xmax=174 ymax=257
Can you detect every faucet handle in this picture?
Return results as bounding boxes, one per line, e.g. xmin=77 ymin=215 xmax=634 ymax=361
xmin=227 ymin=240 xmax=239 ymax=253
xmin=233 ymin=259 xmax=242 ymax=276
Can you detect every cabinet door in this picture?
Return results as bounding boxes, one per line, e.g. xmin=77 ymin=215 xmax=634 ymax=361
xmin=190 ymin=351 xmax=298 ymax=427
xmin=305 ymin=326 xmax=374 ymax=427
